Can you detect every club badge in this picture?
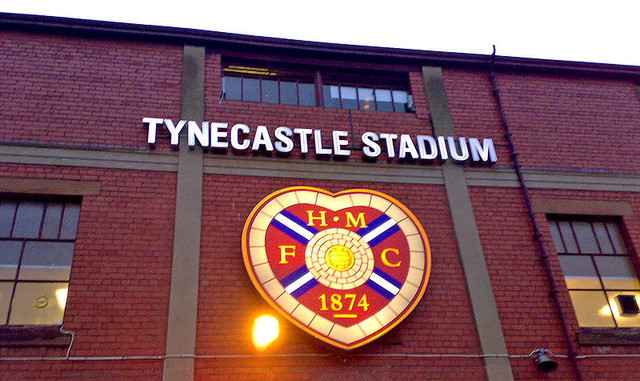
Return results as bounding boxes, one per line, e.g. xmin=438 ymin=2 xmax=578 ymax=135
xmin=242 ymin=187 xmax=431 ymax=350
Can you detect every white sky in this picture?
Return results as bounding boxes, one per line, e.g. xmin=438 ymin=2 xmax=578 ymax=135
xmin=2 ymin=1 xmax=639 ymax=66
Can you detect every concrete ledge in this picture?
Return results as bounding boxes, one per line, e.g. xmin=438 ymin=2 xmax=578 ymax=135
xmin=0 ymin=177 xmax=101 ymax=196
xmin=578 ymin=328 xmax=640 ymax=345
xmin=0 ymin=325 xmax=72 ymax=347
xmin=0 ymin=144 xmax=178 ymax=172
xmin=1 ymin=144 xmax=638 ymax=192
xmin=466 ymin=168 xmax=640 ymax=193
xmin=204 ymin=155 xmax=445 ymax=184
xmin=531 ymin=198 xmax=633 ymax=216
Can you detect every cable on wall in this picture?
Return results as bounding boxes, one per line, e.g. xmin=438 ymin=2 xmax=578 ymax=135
xmin=3 ymin=351 xmax=640 ymax=362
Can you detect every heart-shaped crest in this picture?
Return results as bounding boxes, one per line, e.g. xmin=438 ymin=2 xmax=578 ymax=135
xmin=242 ymin=187 xmax=431 ymax=350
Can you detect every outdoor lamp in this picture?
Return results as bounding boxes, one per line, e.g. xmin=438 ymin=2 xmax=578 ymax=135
xmin=531 ymin=348 xmax=558 ymax=373
xmin=252 ymin=315 xmax=279 ymax=352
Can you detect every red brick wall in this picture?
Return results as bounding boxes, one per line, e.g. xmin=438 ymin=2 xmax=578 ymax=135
xmin=196 ymin=174 xmax=486 ymax=380
xmin=469 ymin=186 xmax=640 ymax=380
xmin=0 ymin=31 xmax=182 ymax=149
xmin=443 ymin=68 xmax=640 ymax=173
xmin=442 ymin=68 xmax=511 ymax=165
xmin=0 ymin=164 xmax=176 ymax=380
xmin=495 ymin=73 xmax=640 ymax=173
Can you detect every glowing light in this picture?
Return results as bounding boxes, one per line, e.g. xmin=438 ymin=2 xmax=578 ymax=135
xmin=55 ymin=288 xmax=68 ymax=309
xmin=609 ymin=299 xmax=621 ymax=317
xmin=598 ymin=304 xmax=611 ymax=316
xmin=252 ymin=315 xmax=279 ymax=352
xmin=223 ymin=65 xmax=278 ymax=76
xmin=598 ymin=301 xmax=620 ymax=317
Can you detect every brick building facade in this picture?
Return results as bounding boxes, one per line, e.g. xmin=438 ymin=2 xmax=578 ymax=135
xmin=1 ymin=13 xmax=639 ymax=380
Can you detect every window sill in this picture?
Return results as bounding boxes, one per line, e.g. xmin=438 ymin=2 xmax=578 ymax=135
xmin=578 ymin=327 xmax=640 ymax=345
xmin=0 ymin=325 xmax=72 ymax=347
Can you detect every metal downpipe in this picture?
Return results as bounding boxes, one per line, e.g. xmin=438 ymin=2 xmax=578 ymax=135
xmin=489 ymin=47 xmax=584 ymax=381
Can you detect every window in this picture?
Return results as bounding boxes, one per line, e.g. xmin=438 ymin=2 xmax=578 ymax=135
xmin=222 ymin=61 xmax=413 ymax=113
xmin=548 ymin=217 xmax=640 ymax=327
xmin=222 ymin=65 xmax=317 ymax=106
xmin=322 ymin=85 xmax=412 ymax=112
xmin=0 ymin=198 xmax=80 ymax=325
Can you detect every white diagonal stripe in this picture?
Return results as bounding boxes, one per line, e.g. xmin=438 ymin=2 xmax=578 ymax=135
xmin=361 ymin=218 xmax=397 ymax=243
xmin=274 ymin=213 xmax=315 ymax=240
xmin=370 ymin=272 xmax=400 ymax=295
xmin=285 ymin=271 xmax=314 ymax=294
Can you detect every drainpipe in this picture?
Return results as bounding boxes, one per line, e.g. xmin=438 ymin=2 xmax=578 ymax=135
xmin=489 ymin=46 xmax=584 ymax=381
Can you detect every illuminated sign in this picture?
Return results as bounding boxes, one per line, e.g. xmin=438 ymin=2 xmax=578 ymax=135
xmin=242 ymin=187 xmax=431 ymax=349
xmin=143 ymin=118 xmax=497 ymax=163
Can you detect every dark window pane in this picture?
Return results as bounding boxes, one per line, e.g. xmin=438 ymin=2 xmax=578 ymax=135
xmin=261 ymin=80 xmax=279 ymax=104
xmin=548 ymin=221 xmax=565 ymax=253
xmin=358 ymin=88 xmax=375 ymax=111
xmin=0 ymin=202 xmax=16 ymax=238
xmin=298 ymin=83 xmax=316 ymax=106
xmin=375 ymin=89 xmax=393 ymax=112
xmin=595 ymin=256 xmax=640 ymax=290
xmin=340 ymin=87 xmax=358 ymax=110
xmin=280 ymin=81 xmax=298 ymax=105
xmin=559 ymin=255 xmax=600 ymax=289
xmin=0 ymin=240 xmax=22 ymax=280
xmin=392 ymin=90 xmax=408 ymax=113
xmin=573 ymin=221 xmax=599 ymax=253
xmin=242 ymin=78 xmax=260 ymax=102
xmin=41 ymin=203 xmax=63 ymax=239
xmin=558 ymin=221 xmax=579 ymax=253
xmin=607 ymin=222 xmax=628 ymax=254
xmin=593 ymin=222 xmax=615 ymax=254
xmin=323 ymin=85 xmax=340 ymax=109
xmin=223 ymin=77 xmax=241 ymax=100
xmin=13 ymin=202 xmax=44 ymax=238
xmin=60 ymin=204 xmax=80 ymax=240
xmin=20 ymin=241 xmax=74 ymax=281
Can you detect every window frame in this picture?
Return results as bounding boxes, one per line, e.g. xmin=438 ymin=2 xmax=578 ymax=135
xmin=0 ymin=196 xmax=81 ymax=327
xmin=223 ymin=75 xmax=318 ymax=107
xmin=321 ymin=83 xmax=412 ymax=113
xmin=547 ymin=215 xmax=640 ymax=329
xmin=221 ymin=60 xmax=414 ymax=113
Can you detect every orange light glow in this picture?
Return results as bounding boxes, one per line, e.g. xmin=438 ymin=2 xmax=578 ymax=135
xmin=252 ymin=315 xmax=279 ymax=351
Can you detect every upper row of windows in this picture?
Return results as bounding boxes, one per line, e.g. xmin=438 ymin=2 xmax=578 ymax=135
xmin=221 ymin=63 xmax=414 ymax=113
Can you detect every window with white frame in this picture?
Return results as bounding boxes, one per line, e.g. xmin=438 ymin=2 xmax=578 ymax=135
xmin=548 ymin=217 xmax=640 ymax=327
xmin=221 ymin=60 xmax=414 ymax=113
xmin=0 ymin=197 xmax=80 ymax=325
xmin=322 ymin=85 xmax=411 ymax=113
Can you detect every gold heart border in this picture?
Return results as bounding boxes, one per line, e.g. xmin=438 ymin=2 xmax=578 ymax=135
xmin=242 ymin=186 xmax=431 ymax=350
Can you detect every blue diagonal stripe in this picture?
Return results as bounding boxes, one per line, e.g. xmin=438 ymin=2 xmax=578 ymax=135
xmin=290 ymin=278 xmax=319 ymax=298
xmin=372 ymin=267 xmax=403 ymax=290
xmin=365 ymin=279 xmax=395 ymax=300
xmin=366 ymin=267 xmax=402 ymax=300
xmin=356 ymin=214 xmax=391 ymax=236
xmin=281 ymin=265 xmax=311 ymax=287
xmin=271 ymin=210 xmax=319 ymax=245
xmin=280 ymin=210 xmax=319 ymax=234
xmin=368 ymin=224 xmax=400 ymax=247
xmin=280 ymin=265 xmax=318 ymax=298
xmin=356 ymin=214 xmax=400 ymax=247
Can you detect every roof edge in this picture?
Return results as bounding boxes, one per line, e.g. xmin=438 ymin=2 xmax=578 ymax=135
xmin=1 ymin=12 xmax=639 ymax=78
